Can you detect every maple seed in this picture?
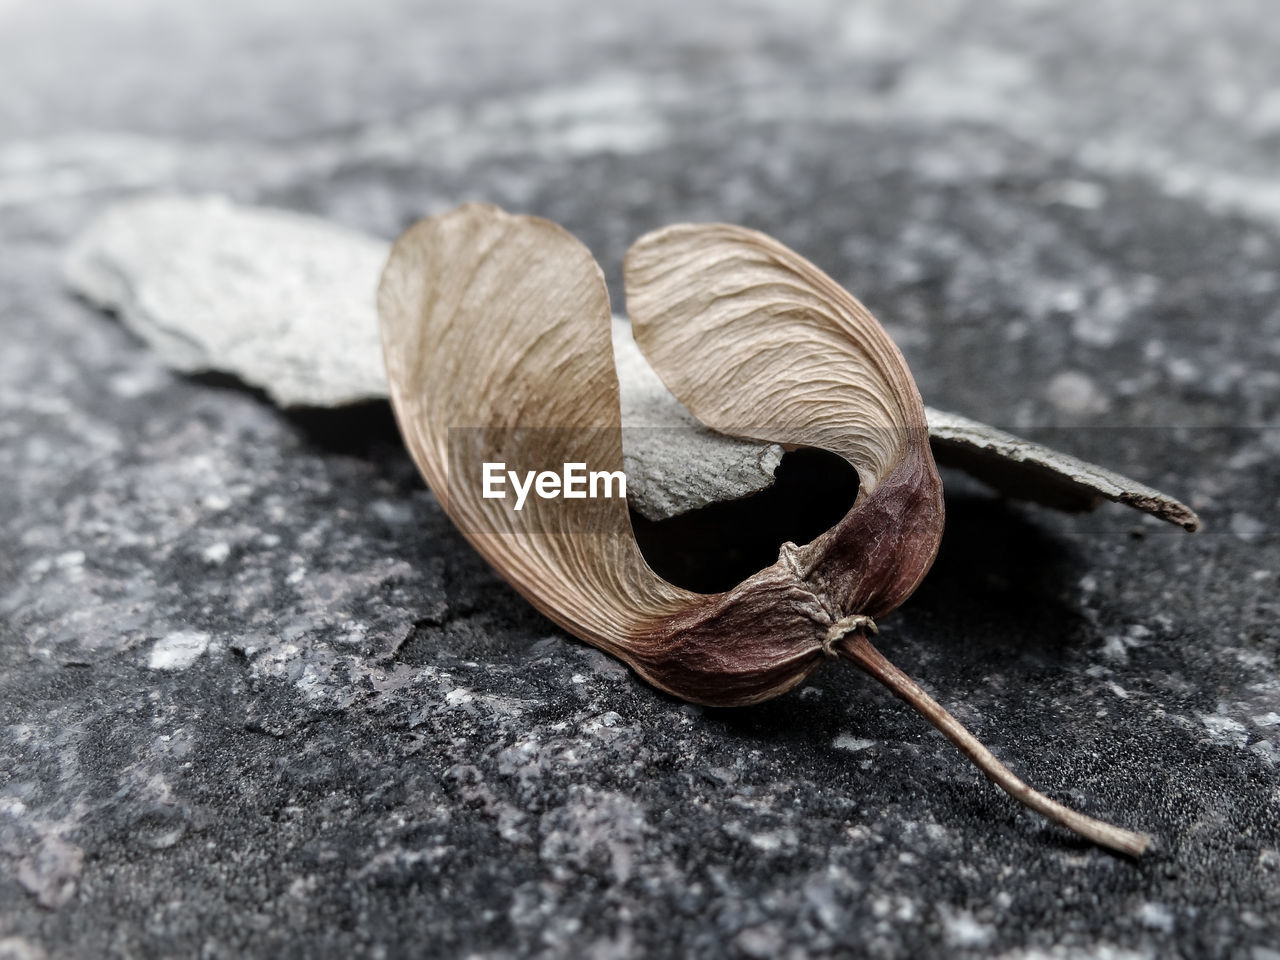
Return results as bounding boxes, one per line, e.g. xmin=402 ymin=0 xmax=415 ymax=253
xmin=378 ymin=203 xmax=1153 ymax=856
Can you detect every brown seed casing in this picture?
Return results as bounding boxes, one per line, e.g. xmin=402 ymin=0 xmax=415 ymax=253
xmin=378 ymin=203 xmax=1151 ymax=856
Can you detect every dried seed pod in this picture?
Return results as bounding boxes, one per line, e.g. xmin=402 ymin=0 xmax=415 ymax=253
xmin=378 ymin=203 xmax=1151 ymax=856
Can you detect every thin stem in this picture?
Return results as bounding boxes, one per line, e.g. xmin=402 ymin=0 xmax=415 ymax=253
xmin=838 ymin=633 xmax=1151 ymax=857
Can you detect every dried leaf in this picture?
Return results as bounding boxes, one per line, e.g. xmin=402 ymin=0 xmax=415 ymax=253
xmin=925 ymin=408 xmax=1201 ymax=531
xmin=380 ymin=204 xmax=1151 ymax=855
xmin=63 ymin=194 xmax=387 ymax=407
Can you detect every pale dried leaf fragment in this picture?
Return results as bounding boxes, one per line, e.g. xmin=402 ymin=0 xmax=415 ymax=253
xmin=925 ymin=407 xmax=1201 ymax=531
xmin=63 ymin=194 xmax=387 ymax=407
xmin=612 ymin=317 xmax=783 ymax=519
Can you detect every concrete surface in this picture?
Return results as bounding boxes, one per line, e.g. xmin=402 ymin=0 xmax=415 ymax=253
xmin=1 ymin=1 xmax=1277 ymax=957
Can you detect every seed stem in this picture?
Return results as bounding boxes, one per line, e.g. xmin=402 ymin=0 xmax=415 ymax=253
xmin=838 ymin=633 xmax=1151 ymax=857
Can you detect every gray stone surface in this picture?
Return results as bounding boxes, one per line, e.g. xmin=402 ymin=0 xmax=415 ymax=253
xmin=1 ymin=1 xmax=1278 ymax=958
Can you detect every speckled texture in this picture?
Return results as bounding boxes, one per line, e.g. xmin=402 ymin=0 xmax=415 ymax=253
xmin=1 ymin=1 xmax=1278 ymax=958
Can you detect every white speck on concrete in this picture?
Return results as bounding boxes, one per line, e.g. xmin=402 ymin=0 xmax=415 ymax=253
xmin=371 ymin=499 xmax=414 ymax=525
xmin=1137 ymin=902 xmax=1175 ymax=933
xmin=734 ymin=924 xmax=784 ymax=959
xmin=833 ymin=734 xmax=876 ymax=752
xmin=1165 ymin=356 xmax=1201 ymax=385
xmin=201 ymin=541 xmax=230 ymax=565
xmin=1072 ymin=282 xmax=1148 ymax=347
xmin=1100 ymin=635 xmax=1130 ymax=663
xmin=107 ymin=365 xmax=170 ymax=398
xmin=1000 ymin=946 xmax=1154 ymax=960
xmin=201 ymin=493 xmax=231 ymax=512
xmin=1231 ymin=512 xmax=1266 ymax=542
xmin=148 ymin=631 xmax=211 ymax=670
xmin=749 ymin=829 xmax=796 ymax=852
xmin=0 ymin=936 xmax=48 ymax=960
xmin=1037 ymin=178 xmax=1107 ymax=210
xmin=1249 ymin=741 xmax=1279 ymax=766
xmin=940 ymin=907 xmax=993 ymax=948
xmin=444 ymin=687 xmax=474 ymax=706
xmin=16 ymin=835 xmax=84 ymax=909
xmin=1045 ymin=370 xmax=1110 ymax=415
xmin=1201 ymin=713 xmax=1250 ymax=747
